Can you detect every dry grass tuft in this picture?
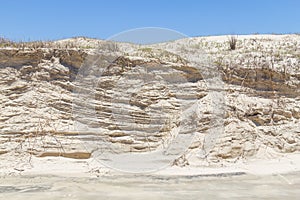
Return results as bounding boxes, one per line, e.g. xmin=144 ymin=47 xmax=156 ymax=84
xmin=228 ymin=35 xmax=238 ymax=50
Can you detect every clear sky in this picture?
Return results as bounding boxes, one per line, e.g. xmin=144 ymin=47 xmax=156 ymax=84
xmin=1 ymin=0 xmax=300 ymax=41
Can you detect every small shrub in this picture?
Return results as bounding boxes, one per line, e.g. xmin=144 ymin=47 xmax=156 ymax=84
xmin=228 ymin=35 xmax=238 ymax=50
xmin=0 ymin=37 xmax=14 ymax=47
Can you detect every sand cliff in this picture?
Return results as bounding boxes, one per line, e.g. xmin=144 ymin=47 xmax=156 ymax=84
xmin=0 ymin=35 xmax=300 ymax=175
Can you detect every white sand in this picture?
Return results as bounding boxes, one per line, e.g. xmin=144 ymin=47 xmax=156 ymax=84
xmin=1 ymin=152 xmax=299 ymax=178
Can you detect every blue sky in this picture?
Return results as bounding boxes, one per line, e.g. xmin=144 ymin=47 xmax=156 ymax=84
xmin=0 ymin=0 xmax=300 ymax=42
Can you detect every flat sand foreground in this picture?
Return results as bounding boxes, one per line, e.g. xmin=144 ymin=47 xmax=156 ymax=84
xmin=0 ymin=164 xmax=300 ymax=200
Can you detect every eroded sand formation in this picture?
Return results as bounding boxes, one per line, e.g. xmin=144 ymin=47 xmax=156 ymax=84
xmin=0 ymin=35 xmax=300 ymax=174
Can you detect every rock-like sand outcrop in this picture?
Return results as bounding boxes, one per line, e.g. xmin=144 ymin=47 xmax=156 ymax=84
xmin=0 ymin=35 xmax=299 ymax=173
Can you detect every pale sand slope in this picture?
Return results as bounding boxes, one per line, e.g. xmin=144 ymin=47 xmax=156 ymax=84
xmin=1 ymin=152 xmax=300 ymax=177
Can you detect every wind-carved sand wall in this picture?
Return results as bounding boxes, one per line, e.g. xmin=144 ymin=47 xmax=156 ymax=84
xmin=0 ymin=35 xmax=299 ymax=167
